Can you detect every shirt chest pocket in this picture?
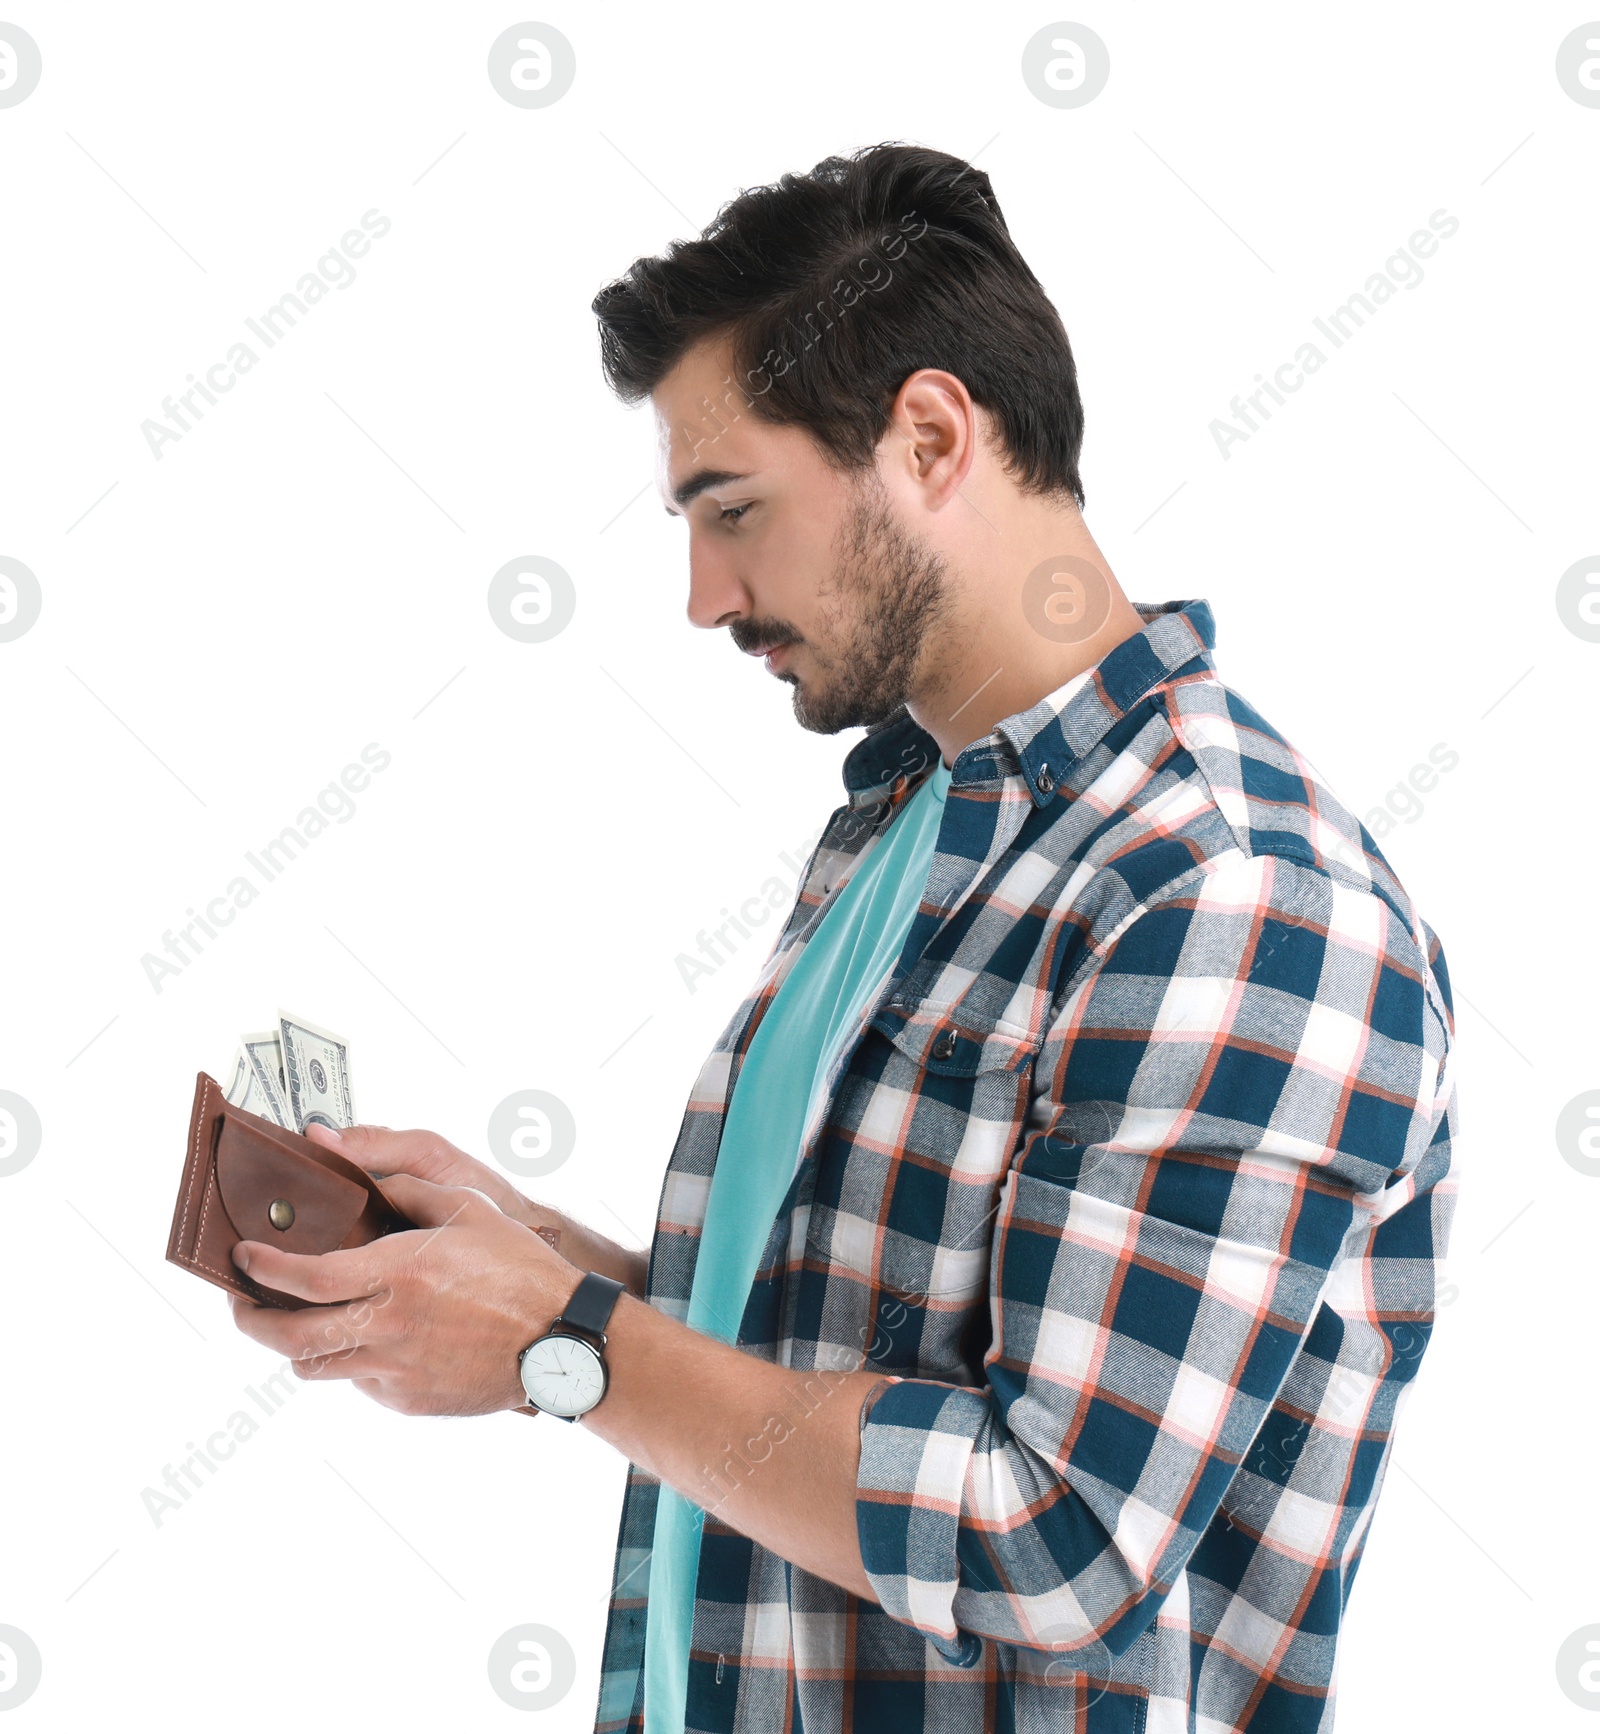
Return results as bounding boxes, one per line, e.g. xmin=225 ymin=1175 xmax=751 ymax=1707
xmin=805 ymin=1003 xmax=1040 ymax=1319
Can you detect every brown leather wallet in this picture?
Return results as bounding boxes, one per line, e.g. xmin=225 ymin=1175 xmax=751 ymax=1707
xmin=167 ymin=1071 xmax=415 ymax=1311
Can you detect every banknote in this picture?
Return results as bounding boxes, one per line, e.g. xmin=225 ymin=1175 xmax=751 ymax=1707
xmin=241 ymin=1031 xmax=291 ymax=1128
xmin=278 ymin=1010 xmax=355 ymax=1133
xmin=222 ymin=1048 xmax=253 ymax=1109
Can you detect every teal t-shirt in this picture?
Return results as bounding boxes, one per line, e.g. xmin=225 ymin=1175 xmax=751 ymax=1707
xmin=641 ymin=757 xmax=953 ymax=1734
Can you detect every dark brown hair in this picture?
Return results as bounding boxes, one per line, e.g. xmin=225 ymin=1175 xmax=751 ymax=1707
xmin=592 ymin=142 xmax=1086 ymax=505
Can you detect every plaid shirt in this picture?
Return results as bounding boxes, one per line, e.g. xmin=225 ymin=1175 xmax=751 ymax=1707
xmin=596 ymin=597 xmax=1458 ymax=1733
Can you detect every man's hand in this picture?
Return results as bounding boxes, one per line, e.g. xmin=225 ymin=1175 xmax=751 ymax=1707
xmin=301 ymin=1121 xmax=647 ymax=1295
xmin=305 ymin=1121 xmax=540 ymax=1226
xmin=227 ymin=1167 xmax=581 ymax=1417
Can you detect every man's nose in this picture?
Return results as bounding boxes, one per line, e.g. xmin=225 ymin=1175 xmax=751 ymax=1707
xmin=685 ymin=540 xmax=747 ymax=632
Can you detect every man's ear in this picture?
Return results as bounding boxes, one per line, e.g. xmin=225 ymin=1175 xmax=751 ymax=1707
xmin=882 ymin=368 xmax=978 ymax=510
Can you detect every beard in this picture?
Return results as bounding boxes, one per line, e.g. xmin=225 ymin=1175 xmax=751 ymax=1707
xmin=733 ymin=474 xmax=955 ymax=736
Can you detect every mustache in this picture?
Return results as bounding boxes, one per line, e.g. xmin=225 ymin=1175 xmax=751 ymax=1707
xmin=729 ymin=619 xmax=802 ymax=656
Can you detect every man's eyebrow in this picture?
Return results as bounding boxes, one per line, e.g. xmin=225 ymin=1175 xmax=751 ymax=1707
xmin=664 ymin=468 xmax=751 ymax=513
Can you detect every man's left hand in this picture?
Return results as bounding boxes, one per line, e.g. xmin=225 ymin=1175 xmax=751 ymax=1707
xmin=227 ymin=1147 xmax=580 ymax=1417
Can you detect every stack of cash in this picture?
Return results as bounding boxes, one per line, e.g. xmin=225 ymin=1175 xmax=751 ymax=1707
xmin=223 ymin=1012 xmax=355 ymax=1135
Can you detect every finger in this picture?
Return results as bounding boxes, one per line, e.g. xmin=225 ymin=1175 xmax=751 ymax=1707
xmin=306 ymin=1123 xmax=468 ymax=1184
xmin=228 ymin=1280 xmax=391 ymax=1360
xmin=232 ymin=1236 xmax=388 ymax=1305
xmin=372 ymin=1171 xmax=492 ymax=1231
xmin=291 ymin=1342 xmax=381 ymax=1380
xmin=304 ymin=1121 xmax=352 ymax=1151
xmin=228 ymin=1287 xmax=311 ymax=1354
xmin=310 ymin=1124 xmax=532 ymax=1219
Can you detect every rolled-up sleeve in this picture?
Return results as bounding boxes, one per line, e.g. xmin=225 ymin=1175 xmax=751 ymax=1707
xmin=854 ymin=848 xmax=1453 ymax=1660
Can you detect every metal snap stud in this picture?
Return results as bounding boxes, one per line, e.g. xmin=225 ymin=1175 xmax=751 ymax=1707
xmin=268 ymin=1198 xmax=295 ymax=1231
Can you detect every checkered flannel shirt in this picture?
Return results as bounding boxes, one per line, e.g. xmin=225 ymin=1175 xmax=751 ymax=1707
xmin=595 ymin=597 xmax=1458 ymax=1733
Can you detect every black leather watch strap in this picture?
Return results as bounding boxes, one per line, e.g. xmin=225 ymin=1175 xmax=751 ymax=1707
xmin=557 ymin=1270 xmax=626 ymax=1340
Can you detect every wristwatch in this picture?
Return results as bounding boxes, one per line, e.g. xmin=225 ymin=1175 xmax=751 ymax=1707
xmin=517 ymin=1271 xmax=626 ymax=1421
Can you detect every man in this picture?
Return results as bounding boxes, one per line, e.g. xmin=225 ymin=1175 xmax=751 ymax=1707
xmin=229 ymin=143 xmax=1458 ymax=1732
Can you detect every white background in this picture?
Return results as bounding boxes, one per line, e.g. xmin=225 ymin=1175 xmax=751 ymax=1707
xmin=1 ymin=2 xmax=1596 ymax=1727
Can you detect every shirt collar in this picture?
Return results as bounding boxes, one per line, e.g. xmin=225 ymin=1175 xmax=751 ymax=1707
xmin=839 ymin=597 xmax=1217 ymax=808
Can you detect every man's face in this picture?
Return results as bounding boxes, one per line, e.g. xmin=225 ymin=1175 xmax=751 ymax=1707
xmin=652 ymin=339 xmax=953 ymax=734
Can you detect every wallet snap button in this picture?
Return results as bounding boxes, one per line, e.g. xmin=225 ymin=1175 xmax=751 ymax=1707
xmin=268 ymin=1198 xmax=296 ymax=1231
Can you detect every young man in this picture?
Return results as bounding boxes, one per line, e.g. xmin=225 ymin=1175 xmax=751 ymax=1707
xmin=229 ymin=144 xmax=1458 ymax=1732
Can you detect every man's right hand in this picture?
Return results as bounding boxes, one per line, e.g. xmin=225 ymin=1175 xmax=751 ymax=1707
xmin=302 ymin=1121 xmax=647 ymax=1296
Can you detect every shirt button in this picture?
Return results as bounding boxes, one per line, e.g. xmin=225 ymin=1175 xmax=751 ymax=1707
xmin=1037 ymin=763 xmax=1055 ymax=795
xmin=932 ymin=1030 xmax=957 ymax=1061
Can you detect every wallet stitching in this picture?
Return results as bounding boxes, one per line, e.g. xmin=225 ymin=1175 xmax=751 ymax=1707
xmin=175 ymin=1074 xmax=213 ymax=1256
xmin=193 ymin=1088 xmax=222 ymax=1267
xmin=185 ymin=1079 xmax=283 ymax=1307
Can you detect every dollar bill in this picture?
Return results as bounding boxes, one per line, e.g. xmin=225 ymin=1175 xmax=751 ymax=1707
xmin=278 ymin=1010 xmax=355 ymax=1133
xmin=241 ymin=1031 xmax=292 ymax=1128
xmin=223 ymin=1048 xmax=252 ymax=1108
xmin=221 ymin=1047 xmax=280 ymax=1130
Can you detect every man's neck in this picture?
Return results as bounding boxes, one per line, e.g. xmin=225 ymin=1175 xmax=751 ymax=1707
xmin=907 ymin=511 xmax=1148 ymax=768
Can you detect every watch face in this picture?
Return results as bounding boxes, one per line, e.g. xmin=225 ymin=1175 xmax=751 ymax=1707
xmin=519 ymin=1332 xmax=605 ymax=1417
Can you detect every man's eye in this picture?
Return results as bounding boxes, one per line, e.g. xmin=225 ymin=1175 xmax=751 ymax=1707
xmin=718 ymin=503 xmax=751 ymax=524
